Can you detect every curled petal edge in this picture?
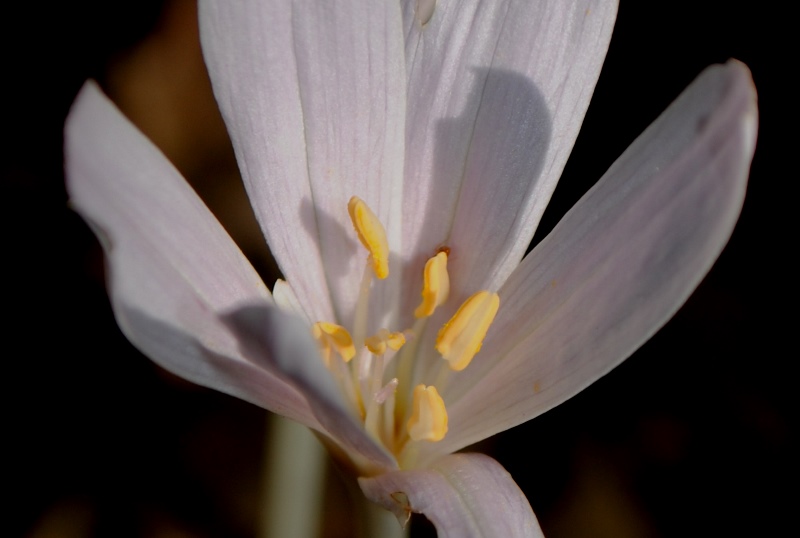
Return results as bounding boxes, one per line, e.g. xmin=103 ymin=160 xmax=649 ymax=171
xmin=359 ymin=453 xmax=543 ymax=538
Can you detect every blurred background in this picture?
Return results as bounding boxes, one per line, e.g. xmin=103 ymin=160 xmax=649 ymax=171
xmin=5 ymin=1 xmax=792 ymax=536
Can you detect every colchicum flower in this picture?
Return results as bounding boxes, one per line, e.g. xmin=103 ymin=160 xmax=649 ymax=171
xmin=65 ymin=0 xmax=757 ymax=536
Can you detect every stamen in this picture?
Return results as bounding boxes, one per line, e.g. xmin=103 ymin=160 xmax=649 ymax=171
xmin=436 ymin=291 xmax=500 ymax=371
xmin=312 ymin=322 xmax=356 ymax=366
xmin=351 ymin=261 xmax=374 ymax=352
xmin=375 ymin=378 xmax=399 ymax=405
xmin=365 ymin=376 xmax=399 ymax=442
xmin=406 ymin=384 xmax=448 ymax=442
xmin=348 ymin=196 xmax=389 ymax=279
xmin=382 ymin=381 xmax=399 ymax=448
xmin=414 ymin=251 xmax=450 ymax=318
xmin=365 ymin=328 xmax=407 ymax=355
xmin=363 ymin=330 xmax=404 ymax=440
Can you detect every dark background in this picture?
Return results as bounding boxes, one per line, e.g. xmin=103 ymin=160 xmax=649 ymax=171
xmin=5 ymin=1 xmax=792 ymax=536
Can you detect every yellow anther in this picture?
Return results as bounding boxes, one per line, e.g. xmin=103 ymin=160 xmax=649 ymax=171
xmin=406 ymin=384 xmax=448 ymax=442
xmin=436 ymin=291 xmax=500 ymax=371
xmin=348 ymin=196 xmax=389 ymax=279
xmin=414 ymin=251 xmax=450 ymax=318
xmin=312 ymin=322 xmax=356 ymax=366
xmin=365 ymin=329 xmax=406 ymax=355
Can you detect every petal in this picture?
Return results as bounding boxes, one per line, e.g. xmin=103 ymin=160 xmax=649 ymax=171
xmin=226 ymin=304 xmax=397 ymax=472
xmin=434 ymin=60 xmax=757 ymax=458
xmin=398 ymin=0 xmax=618 ymax=320
xmin=199 ymin=0 xmax=406 ymax=329
xmin=359 ymin=453 xmax=542 ymax=538
xmin=273 ymin=278 xmax=311 ymax=322
xmin=65 ymin=82 xmax=317 ymax=427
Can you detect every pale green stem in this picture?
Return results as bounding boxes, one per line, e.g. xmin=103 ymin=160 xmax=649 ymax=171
xmin=259 ymin=414 xmax=326 ymax=538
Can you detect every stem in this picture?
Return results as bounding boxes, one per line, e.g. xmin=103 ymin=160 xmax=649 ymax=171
xmin=259 ymin=415 xmax=326 ymax=538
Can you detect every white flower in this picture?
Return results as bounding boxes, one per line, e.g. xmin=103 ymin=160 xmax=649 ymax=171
xmin=65 ymin=0 xmax=757 ymax=535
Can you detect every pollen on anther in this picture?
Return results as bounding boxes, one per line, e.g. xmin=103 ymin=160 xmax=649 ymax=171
xmin=436 ymin=291 xmax=500 ymax=371
xmin=365 ymin=329 xmax=406 ymax=355
xmin=414 ymin=251 xmax=450 ymax=318
xmin=348 ymin=196 xmax=389 ymax=279
xmin=312 ymin=322 xmax=356 ymax=365
xmin=406 ymin=384 xmax=448 ymax=442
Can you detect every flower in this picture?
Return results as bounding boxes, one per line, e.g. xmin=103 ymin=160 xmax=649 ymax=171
xmin=65 ymin=0 xmax=757 ymax=536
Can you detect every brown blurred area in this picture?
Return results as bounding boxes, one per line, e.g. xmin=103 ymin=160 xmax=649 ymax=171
xmin=5 ymin=1 xmax=792 ymax=537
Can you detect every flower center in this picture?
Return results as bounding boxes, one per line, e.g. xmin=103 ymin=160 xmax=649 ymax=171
xmin=310 ymin=196 xmax=499 ymax=465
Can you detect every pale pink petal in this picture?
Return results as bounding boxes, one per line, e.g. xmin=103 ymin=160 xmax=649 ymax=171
xmin=428 ymin=61 xmax=757 ymax=459
xmin=272 ymin=279 xmax=311 ymax=323
xmin=359 ymin=453 xmax=542 ymax=538
xmin=65 ymin=82 xmax=317 ymax=427
xmin=227 ymin=305 xmax=397 ymax=471
xmin=398 ymin=0 xmax=618 ymax=320
xmin=199 ymin=0 xmax=406 ymax=329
